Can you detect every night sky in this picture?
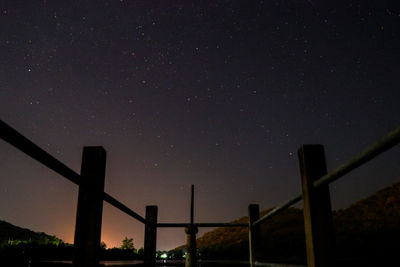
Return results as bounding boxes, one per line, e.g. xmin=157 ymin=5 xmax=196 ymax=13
xmin=1 ymin=1 xmax=399 ymax=251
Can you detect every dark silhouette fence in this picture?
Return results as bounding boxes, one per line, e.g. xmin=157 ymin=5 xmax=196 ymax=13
xmin=1 ymin=119 xmax=399 ymax=267
xmin=248 ymin=126 xmax=400 ymax=267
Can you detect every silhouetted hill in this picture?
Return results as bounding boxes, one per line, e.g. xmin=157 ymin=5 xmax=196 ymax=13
xmin=0 ymin=220 xmax=63 ymax=246
xmin=177 ymin=182 xmax=400 ymax=265
xmin=334 ymin=182 xmax=400 ymax=265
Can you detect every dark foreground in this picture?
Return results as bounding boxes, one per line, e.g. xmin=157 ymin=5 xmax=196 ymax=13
xmin=27 ymin=259 xmax=399 ymax=267
xmin=28 ymin=260 xmax=305 ymax=267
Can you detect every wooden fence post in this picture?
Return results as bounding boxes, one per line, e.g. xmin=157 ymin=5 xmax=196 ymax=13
xmin=298 ymin=145 xmax=335 ymax=267
xmin=144 ymin=205 xmax=158 ymax=267
xmin=248 ymin=204 xmax=260 ymax=267
xmin=185 ymin=184 xmax=198 ymax=267
xmin=185 ymin=224 xmax=198 ymax=267
xmin=73 ymin=147 xmax=106 ymax=267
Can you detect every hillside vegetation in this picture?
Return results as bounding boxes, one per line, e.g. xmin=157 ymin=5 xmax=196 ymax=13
xmin=181 ymin=182 xmax=400 ymax=265
xmin=0 ymin=220 xmax=63 ymax=246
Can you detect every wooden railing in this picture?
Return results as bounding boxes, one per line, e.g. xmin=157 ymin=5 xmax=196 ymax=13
xmin=249 ymin=125 xmax=400 ymax=267
xmin=1 ymin=120 xmax=150 ymax=266
xmin=0 ymin=120 xmax=245 ymax=267
xmin=1 ymin=119 xmax=399 ymax=267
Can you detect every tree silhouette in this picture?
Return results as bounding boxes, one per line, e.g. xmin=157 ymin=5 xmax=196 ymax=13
xmin=120 ymin=237 xmax=134 ymax=251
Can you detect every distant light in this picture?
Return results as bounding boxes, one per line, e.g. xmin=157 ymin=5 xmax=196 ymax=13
xmin=161 ymin=253 xmax=168 ymax=259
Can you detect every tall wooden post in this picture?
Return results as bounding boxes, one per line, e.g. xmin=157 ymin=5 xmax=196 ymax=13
xmin=185 ymin=225 xmax=198 ymax=267
xmin=248 ymin=204 xmax=260 ymax=267
xmin=298 ymin=145 xmax=335 ymax=267
xmin=73 ymin=147 xmax=106 ymax=267
xmin=144 ymin=205 xmax=158 ymax=267
xmin=185 ymin=185 xmax=197 ymax=267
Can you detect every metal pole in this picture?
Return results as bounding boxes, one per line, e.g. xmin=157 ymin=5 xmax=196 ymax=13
xmin=190 ymin=184 xmax=194 ymax=224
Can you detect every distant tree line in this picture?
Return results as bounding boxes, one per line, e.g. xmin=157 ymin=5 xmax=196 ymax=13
xmin=0 ymin=236 xmax=146 ymax=266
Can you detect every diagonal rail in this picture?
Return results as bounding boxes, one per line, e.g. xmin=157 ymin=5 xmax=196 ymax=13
xmin=3 ymin=118 xmax=398 ymax=230
xmin=254 ymin=125 xmax=400 ymax=226
xmin=313 ymin=125 xmax=400 ymax=189
xmin=1 ymin=119 xmax=81 ymax=185
xmin=1 ymin=119 xmax=148 ymax=225
xmin=103 ymin=192 xmax=147 ymax=224
xmin=253 ymin=194 xmax=302 ymax=226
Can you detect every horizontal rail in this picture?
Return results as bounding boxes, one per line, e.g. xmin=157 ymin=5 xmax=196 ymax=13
xmin=255 ymin=262 xmax=305 ymax=267
xmin=314 ymin=125 xmax=400 ymax=189
xmin=157 ymin=222 xmax=248 ymax=228
xmin=0 ymin=120 xmax=81 ymax=185
xmin=103 ymin=193 xmax=148 ymax=225
xmin=254 ymin=125 xmax=400 ymax=226
xmin=196 ymin=222 xmax=248 ymax=227
xmin=157 ymin=223 xmax=189 ymax=228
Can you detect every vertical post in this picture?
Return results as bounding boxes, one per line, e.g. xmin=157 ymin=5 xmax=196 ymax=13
xmin=190 ymin=184 xmax=194 ymax=224
xmin=248 ymin=204 xmax=260 ymax=267
xmin=185 ymin=225 xmax=198 ymax=267
xmin=185 ymin=184 xmax=197 ymax=267
xmin=73 ymin=147 xmax=106 ymax=267
xmin=144 ymin=205 xmax=158 ymax=267
xmin=298 ymin=145 xmax=335 ymax=267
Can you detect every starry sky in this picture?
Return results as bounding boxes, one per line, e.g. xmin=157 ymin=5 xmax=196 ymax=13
xmin=1 ymin=1 xmax=399 ymax=251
